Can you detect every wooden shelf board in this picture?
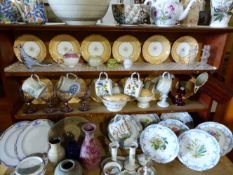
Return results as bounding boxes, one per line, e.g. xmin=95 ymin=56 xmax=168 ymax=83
xmin=15 ymin=100 xmax=208 ymax=120
xmin=4 ymin=62 xmax=216 ymax=77
xmin=1 ymin=23 xmax=233 ymax=33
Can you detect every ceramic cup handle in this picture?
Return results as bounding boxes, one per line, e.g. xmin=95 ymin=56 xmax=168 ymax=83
xmin=131 ymin=72 xmax=140 ymax=81
xmin=162 ymin=72 xmax=171 ymax=79
xmin=98 ymin=72 xmax=108 ymax=80
xmin=31 ymin=74 xmax=46 ymax=86
xmin=66 ymin=73 xmax=78 ymax=80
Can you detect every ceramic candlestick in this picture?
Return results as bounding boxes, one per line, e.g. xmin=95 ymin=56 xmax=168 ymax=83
xmin=124 ymin=141 xmax=139 ymax=172
xmin=109 ymin=142 xmax=119 ymax=162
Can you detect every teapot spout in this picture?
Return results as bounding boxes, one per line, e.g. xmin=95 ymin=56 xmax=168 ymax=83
xmin=178 ymin=0 xmax=197 ymax=21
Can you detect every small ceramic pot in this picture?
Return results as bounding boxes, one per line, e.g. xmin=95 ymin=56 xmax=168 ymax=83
xmin=63 ymin=52 xmax=80 ymax=67
xmin=103 ymin=161 xmax=122 ymax=175
xmin=123 ymin=58 xmax=133 ymax=69
xmin=54 ymin=159 xmax=82 ymax=175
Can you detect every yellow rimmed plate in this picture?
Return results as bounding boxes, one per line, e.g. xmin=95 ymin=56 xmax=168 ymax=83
xmin=81 ymin=34 xmax=111 ymax=63
xmin=14 ymin=34 xmax=47 ymax=63
xmin=142 ymin=35 xmax=171 ymax=64
xmin=49 ymin=34 xmax=80 ymax=63
xmin=171 ymin=36 xmax=199 ymax=64
xmin=112 ymin=35 xmax=141 ymax=63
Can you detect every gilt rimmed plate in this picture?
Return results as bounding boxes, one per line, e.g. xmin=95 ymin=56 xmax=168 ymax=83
xmin=49 ymin=34 xmax=80 ymax=63
xmin=112 ymin=35 xmax=141 ymax=63
xmin=159 ymin=119 xmax=189 ymax=136
xmin=140 ymin=124 xmax=179 ymax=163
xmin=142 ymin=35 xmax=170 ymax=64
xmin=14 ymin=34 xmax=47 ymax=62
xmin=48 ymin=117 xmax=88 ymax=145
xmin=178 ymin=129 xmax=220 ymax=171
xmin=16 ymin=119 xmax=54 ymax=160
xmin=196 ymin=122 xmax=233 ymax=156
xmin=171 ymin=36 xmax=199 ymax=64
xmin=81 ymin=34 xmax=111 ymax=63
xmin=0 ymin=121 xmax=29 ymax=167
xmin=160 ymin=112 xmax=194 ymax=128
xmin=132 ymin=114 xmax=160 ymax=128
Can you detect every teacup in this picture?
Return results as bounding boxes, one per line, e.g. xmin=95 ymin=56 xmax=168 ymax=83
xmin=22 ymin=74 xmax=47 ymax=99
xmin=63 ymin=52 xmax=80 ymax=67
xmin=56 ymin=73 xmax=80 ymax=95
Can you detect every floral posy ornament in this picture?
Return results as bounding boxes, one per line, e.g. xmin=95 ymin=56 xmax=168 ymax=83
xmin=124 ymin=72 xmax=143 ymax=98
xmin=95 ymin=72 xmax=112 ymax=97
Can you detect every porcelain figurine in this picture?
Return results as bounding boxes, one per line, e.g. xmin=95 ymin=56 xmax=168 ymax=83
xmin=54 ymin=159 xmax=82 ymax=175
xmin=48 ymin=137 xmax=65 ymax=165
xmin=210 ymin=0 xmax=233 ymax=27
xmin=144 ymin=0 xmax=197 ymax=26
xmin=80 ymin=123 xmax=101 ymax=170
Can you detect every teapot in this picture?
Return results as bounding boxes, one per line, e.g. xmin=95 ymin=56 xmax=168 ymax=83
xmin=144 ymin=0 xmax=197 ymax=26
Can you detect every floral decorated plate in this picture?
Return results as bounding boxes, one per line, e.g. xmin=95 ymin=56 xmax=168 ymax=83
xmin=171 ymin=36 xmax=199 ymax=64
xmin=81 ymin=34 xmax=111 ymax=63
xmin=160 ymin=112 xmax=194 ymax=128
xmin=178 ymin=129 xmax=220 ymax=171
xmin=132 ymin=114 xmax=160 ymax=128
xmin=49 ymin=34 xmax=80 ymax=63
xmin=14 ymin=34 xmax=47 ymax=62
xmin=16 ymin=119 xmax=54 ymax=160
xmin=0 ymin=121 xmax=29 ymax=167
xmin=196 ymin=122 xmax=233 ymax=156
xmin=142 ymin=35 xmax=171 ymax=64
xmin=140 ymin=124 xmax=179 ymax=163
xmin=108 ymin=114 xmax=142 ymax=149
xmin=112 ymin=35 xmax=141 ymax=63
xmin=159 ymin=119 xmax=189 ymax=136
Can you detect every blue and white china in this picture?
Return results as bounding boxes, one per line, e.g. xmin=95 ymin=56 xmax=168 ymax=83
xmin=95 ymin=72 xmax=112 ymax=97
xmin=196 ymin=122 xmax=233 ymax=156
xmin=0 ymin=121 xmax=29 ymax=167
xmin=160 ymin=112 xmax=194 ymax=128
xmin=140 ymin=124 xmax=179 ymax=163
xmin=55 ymin=159 xmax=82 ymax=175
xmin=15 ymin=156 xmax=46 ymax=175
xmin=178 ymin=129 xmax=220 ymax=171
xmin=0 ymin=0 xmax=22 ymax=23
xmin=132 ymin=114 xmax=160 ymax=128
xmin=144 ymin=0 xmax=197 ymax=26
xmin=159 ymin=119 xmax=189 ymax=136
xmin=108 ymin=114 xmax=142 ymax=149
xmin=16 ymin=119 xmax=54 ymax=160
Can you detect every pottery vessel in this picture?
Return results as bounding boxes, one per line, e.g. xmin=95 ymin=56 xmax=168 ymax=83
xmin=145 ymin=0 xmax=197 ymax=26
xmin=63 ymin=52 xmax=80 ymax=68
xmin=80 ymin=123 xmax=101 ymax=170
xmin=48 ymin=137 xmax=65 ymax=164
xmin=137 ymin=96 xmax=153 ymax=108
xmin=112 ymin=4 xmax=150 ymax=24
xmin=103 ymin=161 xmax=122 ymax=175
xmin=124 ymin=72 xmax=143 ymax=98
xmin=54 ymin=159 xmax=82 ymax=175
xmin=48 ymin=0 xmax=110 ymax=25
xmin=123 ymin=57 xmax=133 ymax=69
xmin=210 ymin=0 xmax=233 ymax=27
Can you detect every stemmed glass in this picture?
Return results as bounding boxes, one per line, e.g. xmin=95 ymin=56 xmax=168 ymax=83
xmin=41 ymin=87 xmax=58 ymax=113
xmin=56 ymin=88 xmax=73 ymax=113
xmin=19 ymin=88 xmax=36 ymax=114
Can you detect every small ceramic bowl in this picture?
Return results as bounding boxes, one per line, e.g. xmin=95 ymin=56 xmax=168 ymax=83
xmin=63 ymin=52 xmax=80 ymax=67
xmin=103 ymin=161 xmax=122 ymax=175
xmin=102 ymin=98 xmax=127 ymax=112
xmin=137 ymin=96 xmax=153 ymax=108
xmin=112 ymin=4 xmax=150 ymax=25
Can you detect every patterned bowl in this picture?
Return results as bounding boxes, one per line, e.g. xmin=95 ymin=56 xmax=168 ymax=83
xmin=102 ymin=98 xmax=127 ymax=112
xmin=112 ymin=4 xmax=150 ymax=25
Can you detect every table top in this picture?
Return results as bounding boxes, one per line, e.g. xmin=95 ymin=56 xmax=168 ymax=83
xmin=1 ymin=156 xmax=233 ymax=175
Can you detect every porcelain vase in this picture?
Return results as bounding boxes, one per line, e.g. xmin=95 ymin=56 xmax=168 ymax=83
xmin=80 ymin=123 xmax=101 ymax=170
xmin=210 ymin=0 xmax=233 ymax=27
xmin=48 ymin=137 xmax=65 ymax=165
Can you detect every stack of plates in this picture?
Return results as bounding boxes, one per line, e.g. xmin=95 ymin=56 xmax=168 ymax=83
xmin=0 ymin=119 xmax=53 ymax=167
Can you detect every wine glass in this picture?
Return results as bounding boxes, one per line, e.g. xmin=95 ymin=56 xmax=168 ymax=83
xmin=56 ymin=89 xmax=73 ymax=113
xmin=19 ymin=88 xmax=36 ymax=114
xmin=41 ymin=87 xmax=58 ymax=113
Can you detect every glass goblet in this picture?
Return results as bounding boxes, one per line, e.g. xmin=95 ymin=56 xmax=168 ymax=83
xmin=19 ymin=88 xmax=36 ymax=114
xmin=41 ymin=88 xmax=58 ymax=113
xmin=56 ymin=89 xmax=73 ymax=113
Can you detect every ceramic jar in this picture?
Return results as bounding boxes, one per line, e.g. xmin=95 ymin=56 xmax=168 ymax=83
xmin=48 ymin=137 xmax=65 ymax=165
xmin=210 ymin=0 xmax=233 ymax=27
xmin=123 ymin=57 xmax=133 ymax=69
xmin=80 ymin=123 xmax=101 ymax=170
xmin=54 ymin=159 xmax=82 ymax=175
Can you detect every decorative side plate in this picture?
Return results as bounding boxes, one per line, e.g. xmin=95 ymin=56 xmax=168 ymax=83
xmin=0 ymin=121 xmax=29 ymax=167
xmin=196 ymin=122 xmax=233 ymax=156
xmin=132 ymin=114 xmax=160 ymax=128
xmin=81 ymin=34 xmax=111 ymax=63
xmin=49 ymin=34 xmax=80 ymax=63
xmin=159 ymin=119 xmax=189 ymax=136
xmin=112 ymin=35 xmax=141 ymax=63
xmin=16 ymin=119 xmax=54 ymax=160
xmin=140 ymin=124 xmax=179 ymax=163
xmin=178 ymin=129 xmax=220 ymax=171
xmin=14 ymin=34 xmax=47 ymax=62
xmin=142 ymin=35 xmax=171 ymax=64
xmin=171 ymin=36 xmax=199 ymax=64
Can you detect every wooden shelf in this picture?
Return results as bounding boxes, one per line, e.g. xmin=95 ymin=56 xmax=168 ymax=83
xmin=4 ymin=62 xmax=216 ymax=77
xmin=15 ymin=100 xmax=208 ymax=120
xmin=1 ymin=23 xmax=233 ymax=33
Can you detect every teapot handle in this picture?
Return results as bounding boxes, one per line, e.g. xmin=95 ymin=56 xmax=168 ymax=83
xmin=131 ymin=72 xmax=140 ymax=81
xmin=66 ymin=73 xmax=78 ymax=80
xmin=98 ymin=72 xmax=109 ymax=80
xmin=162 ymin=72 xmax=171 ymax=79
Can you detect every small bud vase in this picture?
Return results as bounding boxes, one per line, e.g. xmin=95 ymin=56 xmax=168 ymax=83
xmin=48 ymin=137 xmax=65 ymax=165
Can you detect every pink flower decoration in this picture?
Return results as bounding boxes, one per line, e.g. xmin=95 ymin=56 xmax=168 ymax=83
xmin=168 ymin=5 xmax=175 ymax=12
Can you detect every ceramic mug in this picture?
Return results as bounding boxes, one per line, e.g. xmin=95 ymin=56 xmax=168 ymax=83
xmin=156 ymin=72 xmax=172 ymax=94
xmin=95 ymin=72 xmax=112 ymax=97
xmin=22 ymin=74 xmax=47 ymax=99
xmin=124 ymin=72 xmax=143 ymax=98
xmin=57 ymin=73 xmax=80 ymax=95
